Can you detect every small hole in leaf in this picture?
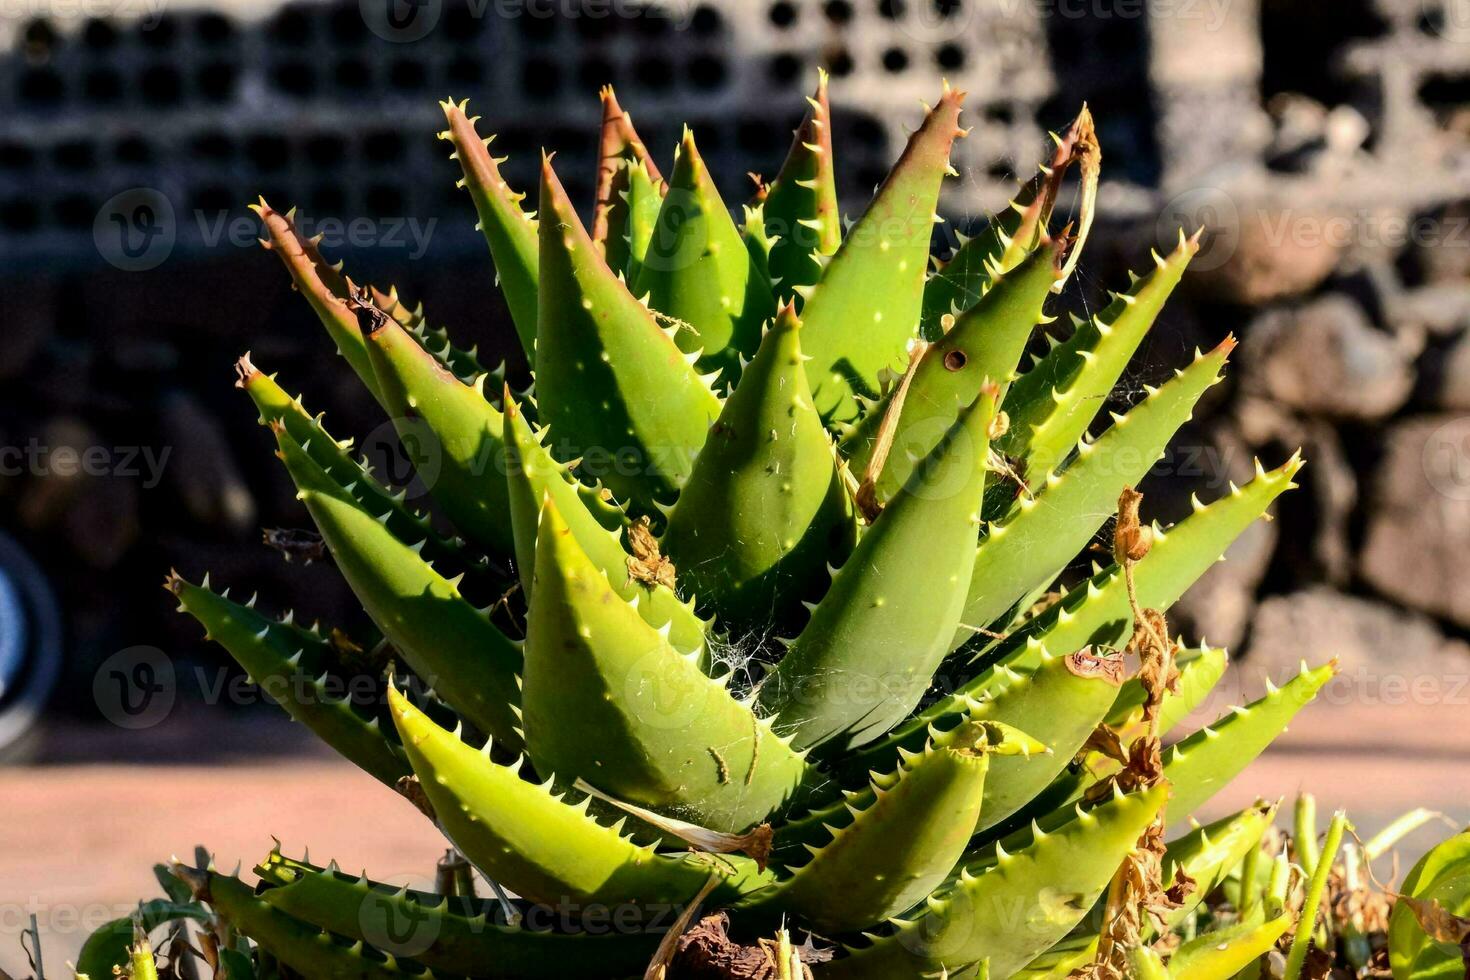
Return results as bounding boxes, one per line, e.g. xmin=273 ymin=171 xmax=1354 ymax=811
xmin=943 ymin=349 xmax=967 ymax=371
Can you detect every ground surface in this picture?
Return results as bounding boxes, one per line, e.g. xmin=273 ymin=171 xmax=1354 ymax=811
xmin=3 ymin=686 xmax=1467 ymax=977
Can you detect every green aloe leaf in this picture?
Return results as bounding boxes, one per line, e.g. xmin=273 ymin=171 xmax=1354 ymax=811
xmin=370 ymin=282 xmax=487 ymax=383
xmin=994 ymin=231 xmax=1198 ymax=506
xmin=252 ymin=200 xmax=384 ymax=406
xmin=748 ymin=721 xmax=1003 ymax=935
xmin=237 ymin=357 xmax=491 ymax=582
xmin=761 ymin=70 xmax=840 ymax=300
xmin=524 ymin=499 xmax=812 ymax=833
xmin=167 ymin=573 xmax=411 ymax=787
xmin=272 ymin=425 xmax=522 ymax=748
xmin=957 ymin=335 xmax=1234 ymax=642
xmin=502 ymin=390 xmax=708 ymax=654
xmin=440 ymin=99 xmax=539 ymax=361
xmin=1169 ymin=913 xmax=1292 ymax=980
xmin=255 ymin=850 xmax=661 ymax=979
xmin=919 ymin=107 xmax=1094 ymax=340
xmin=635 ymin=127 xmax=776 ymax=384
xmin=188 ymin=870 xmax=418 ymax=978
xmin=387 ymin=684 xmax=770 ymax=908
xmin=818 ymin=784 xmax=1168 ymax=979
xmin=841 ymin=238 xmax=1064 ymax=505
xmin=799 ymin=86 xmax=967 ymax=422
xmin=533 ymin=152 xmax=722 ymax=514
xmin=592 ymin=84 xmax=664 ymax=277
xmin=756 ymin=384 xmax=998 ymax=753
xmin=663 ymin=302 xmax=856 ymax=633
xmin=362 ymin=307 xmax=515 ymax=557
xmin=841 ymin=647 xmax=1124 ymax=834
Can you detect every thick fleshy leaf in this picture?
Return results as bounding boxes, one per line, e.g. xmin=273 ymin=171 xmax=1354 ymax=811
xmin=841 ymin=238 xmax=1064 ymax=504
xmin=998 ymin=645 xmax=1230 ymax=837
xmin=1168 ymin=914 xmax=1292 ymax=980
xmin=190 ymin=871 xmax=417 ymax=979
xmin=964 ymin=454 xmax=1305 ymax=670
xmin=663 ymin=303 xmax=856 ymax=633
xmin=898 ymin=456 xmax=1301 ymax=745
xmin=253 ymin=200 xmax=383 ymax=405
xmin=502 ymin=390 xmax=707 ymax=654
xmin=634 ymin=128 xmax=775 ymax=383
xmin=387 ymin=684 xmax=770 ymax=908
xmin=817 ymin=784 xmax=1168 ymax=979
xmin=362 ymin=307 xmax=515 ymax=557
xmin=168 ymin=573 xmax=410 ymax=787
xmin=772 ymin=716 xmax=1044 ymax=859
xmin=918 ymin=106 xmax=1096 ymax=340
xmin=273 ymin=426 xmax=522 ymax=747
xmin=761 ymin=71 xmax=840 ymax=300
xmin=370 ymin=282 xmax=487 ymax=383
xmin=237 ymin=356 xmax=491 ymax=583
xmin=1161 ymin=661 xmax=1335 ymax=824
xmin=533 ymin=153 xmax=721 ymax=513
xmin=748 ymin=722 xmax=1000 ymax=935
xmin=256 ymin=850 xmax=661 ymax=979
xmin=799 ymin=86 xmax=967 ymax=422
xmin=995 ymin=230 xmax=1199 ymax=500
xmin=440 ymin=99 xmax=539 ymax=360
xmin=756 ymin=385 xmax=997 ymax=753
xmin=523 ymin=500 xmax=813 ymax=833
xmin=956 ymin=335 xmax=1234 ymax=642
xmin=1157 ymin=803 xmax=1277 ymax=931
xmin=840 ymin=647 xmax=1124 ymax=834
xmin=592 ymin=84 xmax=663 ymax=272
xmin=619 ymin=159 xmax=664 ymax=287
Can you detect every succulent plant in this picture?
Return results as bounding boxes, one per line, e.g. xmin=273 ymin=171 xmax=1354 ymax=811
xmin=153 ymin=78 xmax=1336 ymax=979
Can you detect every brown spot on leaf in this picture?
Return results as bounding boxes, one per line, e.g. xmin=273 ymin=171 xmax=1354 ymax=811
xmin=1065 ymin=647 xmax=1125 ymax=686
xmin=626 ymin=516 xmax=677 ymax=591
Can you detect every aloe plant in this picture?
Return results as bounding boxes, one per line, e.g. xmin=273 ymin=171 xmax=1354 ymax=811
xmin=144 ymin=81 xmax=1338 ymax=979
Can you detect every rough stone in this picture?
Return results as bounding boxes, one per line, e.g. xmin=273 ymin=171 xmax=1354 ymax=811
xmin=1427 ymin=328 xmax=1470 ymax=411
xmin=1246 ymin=588 xmax=1470 ymax=701
xmin=1388 ymin=283 xmax=1470 ymax=339
xmin=1360 ymin=414 xmax=1470 ymax=628
xmin=1183 ymin=188 xmax=1347 ymax=304
xmin=1240 ymin=294 xmax=1414 ymax=420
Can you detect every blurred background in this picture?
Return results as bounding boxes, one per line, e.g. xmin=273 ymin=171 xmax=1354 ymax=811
xmin=3 ymin=0 xmax=1470 ymax=972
